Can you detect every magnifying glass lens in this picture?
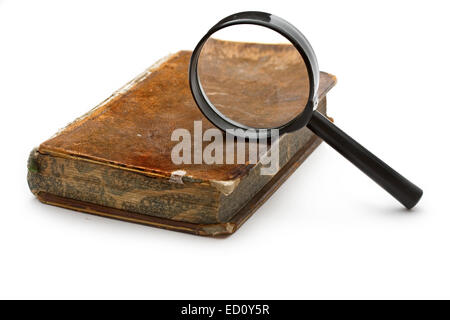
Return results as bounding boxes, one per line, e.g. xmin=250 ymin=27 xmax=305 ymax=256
xmin=197 ymin=25 xmax=310 ymax=129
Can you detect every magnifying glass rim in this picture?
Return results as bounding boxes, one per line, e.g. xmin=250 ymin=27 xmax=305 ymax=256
xmin=189 ymin=11 xmax=319 ymax=139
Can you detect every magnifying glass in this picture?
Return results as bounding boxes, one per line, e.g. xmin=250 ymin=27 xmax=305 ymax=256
xmin=189 ymin=11 xmax=423 ymax=209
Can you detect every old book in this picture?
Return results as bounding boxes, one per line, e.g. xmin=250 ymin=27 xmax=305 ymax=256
xmin=27 ymin=40 xmax=336 ymax=236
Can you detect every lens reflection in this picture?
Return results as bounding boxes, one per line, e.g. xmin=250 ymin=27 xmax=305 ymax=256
xmin=197 ymin=25 xmax=310 ymax=128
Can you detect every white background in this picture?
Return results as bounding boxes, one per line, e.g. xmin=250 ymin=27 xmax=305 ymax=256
xmin=0 ymin=0 xmax=449 ymax=299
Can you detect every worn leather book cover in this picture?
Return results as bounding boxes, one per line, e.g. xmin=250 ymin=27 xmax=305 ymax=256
xmin=27 ymin=40 xmax=336 ymax=236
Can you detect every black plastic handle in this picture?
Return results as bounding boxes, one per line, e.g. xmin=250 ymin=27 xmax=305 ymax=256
xmin=307 ymin=110 xmax=423 ymax=209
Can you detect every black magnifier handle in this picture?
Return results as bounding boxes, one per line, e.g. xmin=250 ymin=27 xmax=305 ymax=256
xmin=306 ymin=110 xmax=423 ymax=209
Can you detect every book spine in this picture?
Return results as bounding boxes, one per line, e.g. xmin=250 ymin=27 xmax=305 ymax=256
xmin=27 ymin=150 xmax=222 ymax=224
